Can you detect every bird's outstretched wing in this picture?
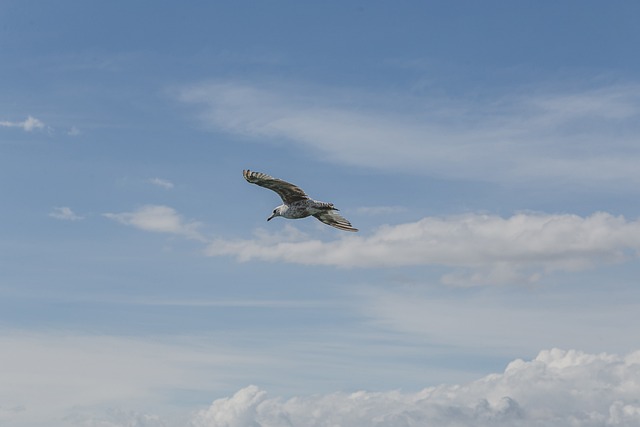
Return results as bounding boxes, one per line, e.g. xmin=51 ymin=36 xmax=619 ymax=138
xmin=313 ymin=210 xmax=359 ymax=232
xmin=243 ymin=170 xmax=309 ymax=204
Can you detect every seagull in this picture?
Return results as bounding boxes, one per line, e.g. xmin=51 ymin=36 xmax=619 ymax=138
xmin=243 ymin=169 xmax=358 ymax=232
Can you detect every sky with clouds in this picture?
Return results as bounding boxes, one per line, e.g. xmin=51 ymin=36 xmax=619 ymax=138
xmin=2 ymin=1 xmax=640 ymax=426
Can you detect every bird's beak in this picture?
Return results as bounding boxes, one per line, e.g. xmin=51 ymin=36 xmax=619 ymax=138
xmin=267 ymin=213 xmax=275 ymax=221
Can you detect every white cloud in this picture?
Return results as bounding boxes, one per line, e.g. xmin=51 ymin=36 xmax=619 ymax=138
xmin=179 ymin=81 xmax=640 ymax=189
xmin=148 ymin=177 xmax=175 ymax=189
xmin=191 ymin=349 xmax=640 ymax=427
xmin=104 ymin=205 xmax=204 ymax=241
xmin=48 ymin=207 xmax=83 ymax=221
xmin=0 ymin=116 xmax=46 ymax=132
xmin=206 ymin=212 xmax=640 ymax=285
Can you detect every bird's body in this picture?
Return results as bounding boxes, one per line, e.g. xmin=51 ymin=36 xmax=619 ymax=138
xmin=243 ymin=170 xmax=358 ymax=232
xmin=275 ymin=200 xmax=335 ymax=219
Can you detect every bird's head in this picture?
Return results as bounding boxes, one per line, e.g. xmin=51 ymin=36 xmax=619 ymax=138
xmin=267 ymin=205 xmax=285 ymax=221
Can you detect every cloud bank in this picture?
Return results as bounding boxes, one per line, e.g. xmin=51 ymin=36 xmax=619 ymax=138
xmin=179 ymin=81 xmax=640 ymax=189
xmin=190 ymin=348 xmax=640 ymax=427
xmin=54 ymin=348 xmax=640 ymax=427
xmin=206 ymin=211 xmax=640 ymax=285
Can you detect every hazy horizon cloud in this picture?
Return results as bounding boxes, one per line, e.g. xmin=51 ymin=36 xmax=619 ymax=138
xmin=59 ymin=348 xmax=640 ymax=427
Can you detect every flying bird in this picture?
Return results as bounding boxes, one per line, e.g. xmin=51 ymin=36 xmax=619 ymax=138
xmin=243 ymin=169 xmax=358 ymax=232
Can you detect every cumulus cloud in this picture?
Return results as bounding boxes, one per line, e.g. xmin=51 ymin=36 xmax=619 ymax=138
xmin=48 ymin=207 xmax=83 ymax=221
xmin=0 ymin=116 xmax=46 ymax=132
xmin=179 ymin=81 xmax=640 ymax=189
xmin=104 ymin=205 xmax=205 ymax=241
xmin=191 ymin=349 xmax=640 ymax=427
xmin=148 ymin=177 xmax=175 ymax=189
xmin=206 ymin=212 xmax=640 ymax=285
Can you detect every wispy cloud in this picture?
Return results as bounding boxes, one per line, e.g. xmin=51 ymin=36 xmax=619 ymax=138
xmin=356 ymin=283 xmax=640 ymax=354
xmin=123 ymin=297 xmax=333 ymax=309
xmin=0 ymin=115 xmax=46 ymax=132
xmin=104 ymin=205 xmax=204 ymax=241
xmin=179 ymin=81 xmax=640 ymax=190
xmin=148 ymin=177 xmax=175 ymax=189
xmin=206 ymin=212 xmax=640 ymax=285
xmin=48 ymin=207 xmax=83 ymax=221
xmin=67 ymin=126 xmax=81 ymax=136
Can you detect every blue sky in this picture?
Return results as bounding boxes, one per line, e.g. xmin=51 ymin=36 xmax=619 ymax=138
xmin=2 ymin=1 xmax=640 ymax=425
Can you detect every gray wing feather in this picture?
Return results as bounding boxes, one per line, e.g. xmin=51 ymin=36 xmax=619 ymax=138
xmin=243 ymin=170 xmax=309 ymax=204
xmin=313 ymin=211 xmax=359 ymax=232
